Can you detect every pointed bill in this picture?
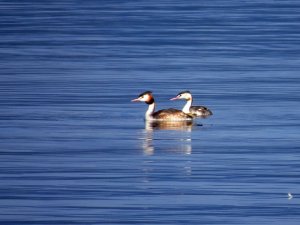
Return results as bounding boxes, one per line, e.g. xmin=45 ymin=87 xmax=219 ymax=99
xmin=131 ymin=98 xmax=140 ymax=102
xmin=170 ymin=96 xmax=179 ymax=101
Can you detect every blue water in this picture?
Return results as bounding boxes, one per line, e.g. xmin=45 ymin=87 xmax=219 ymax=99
xmin=1 ymin=1 xmax=300 ymax=224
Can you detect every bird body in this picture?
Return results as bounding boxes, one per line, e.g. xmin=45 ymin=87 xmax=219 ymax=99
xmin=170 ymin=91 xmax=212 ymax=118
xmin=132 ymin=91 xmax=193 ymax=121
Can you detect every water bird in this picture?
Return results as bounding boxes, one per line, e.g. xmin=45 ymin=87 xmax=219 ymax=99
xmin=132 ymin=91 xmax=193 ymax=121
xmin=170 ymin=90 xmax=213 ymax=118
xmin=288 ymin=192 xmax=293 ymax=200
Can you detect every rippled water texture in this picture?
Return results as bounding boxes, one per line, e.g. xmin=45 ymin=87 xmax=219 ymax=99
xmin=1 ymin=1 xmax=300 ymax=224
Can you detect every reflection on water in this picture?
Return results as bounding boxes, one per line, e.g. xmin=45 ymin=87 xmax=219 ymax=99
xmin=141 ymin=120 xmax=193 ymax=155
xmin=146 ymin=120 xmax=194 ymax=131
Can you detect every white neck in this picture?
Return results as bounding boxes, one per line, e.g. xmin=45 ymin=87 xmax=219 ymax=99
xmin=182 ymin=98 xmax=192 ymax=113
xmin=145 ymin=102 xmax=155 ymax=120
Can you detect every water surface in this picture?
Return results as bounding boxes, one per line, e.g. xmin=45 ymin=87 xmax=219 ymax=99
xmin=1 ymin=1 xmax=300 ymax=224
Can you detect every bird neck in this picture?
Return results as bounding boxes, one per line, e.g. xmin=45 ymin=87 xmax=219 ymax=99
xmin=182 ymin=97 xmax=193 ymax=113
xmin=145 ymin=102 xmax=155 ymax=120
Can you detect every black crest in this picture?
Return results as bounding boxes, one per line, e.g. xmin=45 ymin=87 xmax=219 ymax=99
xmin=177 ymin=90 xmax=191 ymax=95
xmin=139 ymin=91 xmax=152 ymax=97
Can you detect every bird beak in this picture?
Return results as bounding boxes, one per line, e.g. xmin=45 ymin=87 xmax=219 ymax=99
xmin=170 ymin=96 xmax=179 ymax=101
xmin=131 ymin=98 xmax=140 ymax=102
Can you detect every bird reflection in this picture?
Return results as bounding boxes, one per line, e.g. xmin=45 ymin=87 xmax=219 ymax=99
xmin=141 ymin=120 xmax=194 ymax=155
xmin=146 ymin=120 xmax=194 ymax=131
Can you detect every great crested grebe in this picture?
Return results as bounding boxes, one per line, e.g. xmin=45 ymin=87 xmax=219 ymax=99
xmin=132 ymin=91 xmax=193 ymax=121
xmin=170 ymin=91 xmax=213 ymax=118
